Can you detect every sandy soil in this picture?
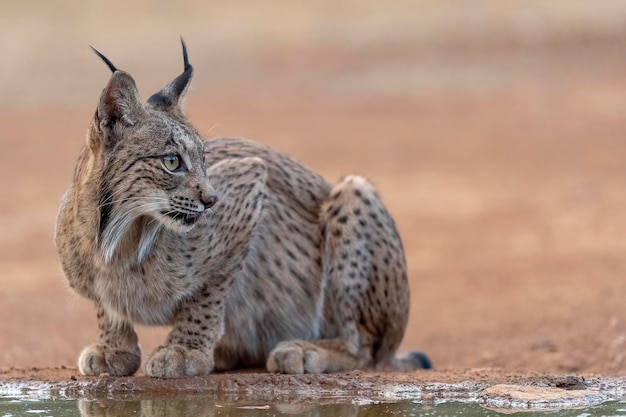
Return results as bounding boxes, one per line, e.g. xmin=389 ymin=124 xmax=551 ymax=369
xmin=2 ymin=1 xmax=626 ymax=397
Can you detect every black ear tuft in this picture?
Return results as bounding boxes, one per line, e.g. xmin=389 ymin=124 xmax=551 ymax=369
xmin=90 ymin=46 xmax=118 ymax=73
xmin=181 ymin=37 xmax=190 ymax=72
xmin=146 ymin=38 xmax=194 ymax=112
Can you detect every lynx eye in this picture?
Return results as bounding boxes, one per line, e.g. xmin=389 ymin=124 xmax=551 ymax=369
xmin=162 ymin=155 xmax=182 ymax=173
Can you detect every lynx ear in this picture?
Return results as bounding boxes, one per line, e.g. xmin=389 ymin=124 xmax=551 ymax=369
xmin=97 ymin=72 xmax=146 ymax=131
xmin=146 ymin=38 xmax=193 ymax=115
xmin=91 ymin=47 xmax=147 ymax=133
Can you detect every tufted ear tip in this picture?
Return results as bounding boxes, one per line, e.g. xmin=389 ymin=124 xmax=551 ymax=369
xmin=90 ymin=46 xmax=118 ymax=73
xmin=180 ymin=37 xmax=191 ymax=72
xmin=146 ymin=39 xmax=194 ymax=112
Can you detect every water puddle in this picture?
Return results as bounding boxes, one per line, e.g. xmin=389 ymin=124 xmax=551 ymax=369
xmin=2 ymin=397 xmax=626 ymax=417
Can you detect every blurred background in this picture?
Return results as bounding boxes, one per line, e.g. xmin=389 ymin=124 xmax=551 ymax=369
xmin=2 ymin=0 xmax=626 ymax=375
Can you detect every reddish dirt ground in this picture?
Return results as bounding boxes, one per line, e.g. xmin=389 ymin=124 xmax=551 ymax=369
xmin=2 ymin=2 xmax=626 ymax=392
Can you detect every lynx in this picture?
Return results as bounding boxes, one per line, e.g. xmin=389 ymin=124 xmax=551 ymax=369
xmin=55 ymin=40 xmax=431 ymax=378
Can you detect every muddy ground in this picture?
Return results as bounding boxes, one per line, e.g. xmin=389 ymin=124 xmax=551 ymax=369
xmin=2 ymin=1 xmax=626 ymax=396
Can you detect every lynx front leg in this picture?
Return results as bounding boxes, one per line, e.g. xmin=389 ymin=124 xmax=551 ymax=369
xmin=268 ymin=175 xmax=413 ymax=374
xmin=143 ymin=156 xmax=267 ymax=378
xmin=78 ymin=305 xmax=141 ymax=376
xmin=143 ymin=288 xmax=226 ymax=378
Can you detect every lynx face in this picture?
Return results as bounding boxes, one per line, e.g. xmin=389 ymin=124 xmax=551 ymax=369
xmin=90 ymin=44 xmax=217 ymax=263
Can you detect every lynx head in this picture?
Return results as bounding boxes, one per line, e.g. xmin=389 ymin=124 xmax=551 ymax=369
xmin=88 ymin=39 xmax=217 ymax=264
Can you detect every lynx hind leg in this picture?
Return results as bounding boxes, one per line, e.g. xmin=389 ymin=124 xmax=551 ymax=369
xmin=268 ymin=175 xmax=417 ymax=373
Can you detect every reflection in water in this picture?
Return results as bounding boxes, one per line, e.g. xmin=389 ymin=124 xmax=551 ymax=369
xmin=77 ymin=398 xmax=415 ymax=417
xmin=75 ymin=398 xmax=626 ymax=417
xmin=2 ymin=397 xmax=626 ymax=416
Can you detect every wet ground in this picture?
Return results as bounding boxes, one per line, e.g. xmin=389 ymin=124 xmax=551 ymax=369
xmin=5 ymin=368 xmax=626 ymax=416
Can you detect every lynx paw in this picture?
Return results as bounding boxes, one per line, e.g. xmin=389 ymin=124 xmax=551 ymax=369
xmin=144 ymin=345 xmax=213 ymax=378
xmin=266 ymin=341 xmax=326 ymax=374
xmin=78 ymin=344 xmax=141 ymax=377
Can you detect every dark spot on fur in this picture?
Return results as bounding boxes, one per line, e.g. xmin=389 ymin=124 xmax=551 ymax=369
xmin=294 ymin=242 xmax=309 ymax=257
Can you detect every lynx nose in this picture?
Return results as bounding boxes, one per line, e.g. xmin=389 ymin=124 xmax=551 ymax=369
xmin=200 ymin=194 xmax=217 ymax=208
xmin=197 ymin=181 xmax=218 ymax=210
xmin=200 ymin=193 xmax=218 ymax=209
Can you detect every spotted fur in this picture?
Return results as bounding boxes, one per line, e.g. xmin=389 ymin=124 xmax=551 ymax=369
xmin=55 ymin=41 xmax=431 ymax=378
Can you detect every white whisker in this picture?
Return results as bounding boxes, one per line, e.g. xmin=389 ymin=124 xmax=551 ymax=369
xmin=204 ymin=124 xmax=219 ymax=137
xmin=99 ymin=196 xmax=170 ymax=210
xmin=99 ymin=189 xmax=207 ymax=263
